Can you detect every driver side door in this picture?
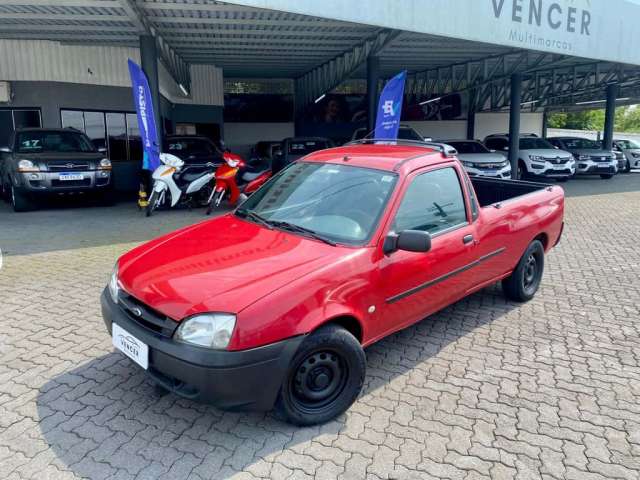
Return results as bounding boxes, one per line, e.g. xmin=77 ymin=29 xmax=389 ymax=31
xmin=373 ymin=166 xmax=479 ymax=340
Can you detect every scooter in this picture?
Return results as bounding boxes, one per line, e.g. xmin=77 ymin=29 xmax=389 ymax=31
xmin=146 ymin=153 xmax=218 ymax=217
xmin=205 ymin=153 xmax=272 ymax=215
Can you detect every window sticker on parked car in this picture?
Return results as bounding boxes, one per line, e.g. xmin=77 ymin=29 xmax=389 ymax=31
xmin=20 ymin=139 xmax=41 ymax=150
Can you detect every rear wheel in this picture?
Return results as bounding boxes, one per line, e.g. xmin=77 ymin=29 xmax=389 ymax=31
xmin=11 ymin=185 xmax=35 ymax=212
xmin=502 ymin=240 xmax=545 ymax=302
xmin=274 ymin=324 xmax=365 ymax=426
xmin=517 ymin=161 xmax=527 ymax=180
xmin=600 ymin=174 xmax=614 ymax=179
xmin=624 ymin=159 xmax=631 ymax=173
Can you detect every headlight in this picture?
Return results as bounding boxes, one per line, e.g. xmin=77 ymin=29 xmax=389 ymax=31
xmin=99 ymin=158 xmax=112 ymax=170
xmin=529 ymin=155 xmax=543 ymax=161
xmin=174 ymin=313 xmax=236 ymax=349
xmin=17 ymin=159 xmax=38 ymax=172
xmin=108 ymin=263 xmax=119 ymax=304
xmin=632 ymin=152 xmax=640 ymax=158
xmin=462 ymin=161 xmax=474 ymax=168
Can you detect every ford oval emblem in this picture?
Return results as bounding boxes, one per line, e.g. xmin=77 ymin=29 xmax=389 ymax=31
xmin=131 ymin=307 xmax=143 ymax=317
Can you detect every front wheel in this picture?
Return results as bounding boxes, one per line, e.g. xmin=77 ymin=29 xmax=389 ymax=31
xmin=11 ymin=185 xmax=35 ymax=212
xmin=624 ymin=160 xmax=631 ymax=173
xmin=274 ymin=325 xmax=365 ymax=426
xmin=146 ymin=190 xmax=159 ymax=217
xmin=600 ymin=174 xmax=614 ymax=179
xmin=502 ymin=239 xmax=545 ymax=302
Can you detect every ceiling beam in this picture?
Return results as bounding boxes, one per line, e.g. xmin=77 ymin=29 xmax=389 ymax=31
xmin=0 ymin=23 xmax=139 ymax=33
xmin=0 ymin=32 xmax=137 ymax=42
xmin=0 ymin=0 xmax=121 ymax=5
xmin=116 ymin=0 xmax=190 ymax=89
xmin=148 ymin=16 xmax=371 ymax=28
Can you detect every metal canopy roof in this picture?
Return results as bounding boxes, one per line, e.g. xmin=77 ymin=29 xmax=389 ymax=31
xmin=1 ymin=0 xmax=639 ymax=112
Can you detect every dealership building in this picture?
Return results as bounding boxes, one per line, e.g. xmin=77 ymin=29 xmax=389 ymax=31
xmin=1 ymin=0 xmax=640 ymax=190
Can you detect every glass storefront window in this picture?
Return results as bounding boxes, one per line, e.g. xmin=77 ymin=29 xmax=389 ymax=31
xmin=61 ymin=110 xmax=84 ymax=131
xmin=126 ymin=113 xmax=142 ymax=164
xmin=84 ymin=111 xmax=106 ymax=151
xmin=0 ymin=109 xmax=41 ymax=148
xmin=106 ymin=113 xmax=127 ymax=162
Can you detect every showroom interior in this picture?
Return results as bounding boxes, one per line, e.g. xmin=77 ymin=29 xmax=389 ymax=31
xmin=1 ymin=0 xmax=640 ymax=192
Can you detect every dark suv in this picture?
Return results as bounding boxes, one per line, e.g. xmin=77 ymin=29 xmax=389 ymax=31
xmin=0 ymin=128 xmax=113 ymax=211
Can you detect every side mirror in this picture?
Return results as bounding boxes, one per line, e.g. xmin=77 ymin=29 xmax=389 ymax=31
xmin=383 ymin=230 xmax=432 ymax=255
xmin=0 ymin=146 xmax=11 ymax=153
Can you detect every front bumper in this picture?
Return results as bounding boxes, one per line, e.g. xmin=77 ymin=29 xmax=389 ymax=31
xmin=528 ymin=162 xmax=575 ymax=178
xmin=101 ymin=289 xmax=304 ymax=411
xmin=574 ymin=160 xmax=617 ymax=175
xmin=464 ymin=165 xmax=511 ymax=179
xmin=15 ymin=170 xmax=112 ymax=193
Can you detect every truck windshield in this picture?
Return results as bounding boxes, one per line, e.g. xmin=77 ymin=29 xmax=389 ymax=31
xmin=561 ymin=138 xmax=601 ymax=149
xmin=237 ymin=162 xmax=397 ymax=245
xmin=16 ymin=131 xmax=95 ymax=153
xmin=519 ymin=138 xmax=555 ymax=150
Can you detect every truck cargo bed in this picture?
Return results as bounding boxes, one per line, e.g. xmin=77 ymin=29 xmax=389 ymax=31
xmin=470 ymin=177 xmax=552 ymax=207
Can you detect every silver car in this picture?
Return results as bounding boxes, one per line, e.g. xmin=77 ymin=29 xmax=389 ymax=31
xmin=439 ymin=139 xmax=511 ymax=178
xmin=547 ymin=137 xmax=617 ymax=179
xmin=613 ymin=139 xmax=640 ymax=172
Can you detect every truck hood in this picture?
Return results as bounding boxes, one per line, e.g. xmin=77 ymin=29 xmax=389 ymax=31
xmin=567 ymin=149 xmax=615 ymax=158
xmin=456 ymin=152 xmax=508 ymax=164
xmin=118 ymin=214 xmax=346 ymax=320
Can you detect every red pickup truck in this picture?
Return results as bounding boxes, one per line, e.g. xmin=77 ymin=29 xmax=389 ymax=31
xmin=102 ymin=141 xmax=564 ymax=425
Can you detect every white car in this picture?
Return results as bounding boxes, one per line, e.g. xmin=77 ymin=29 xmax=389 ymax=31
xmin=613 ymin=139 xmax=640 ymax=172
xmin=484 ymin=134 xmax=575 ymax=181
xmin=438 ymin=139 xmax=511 ymax=178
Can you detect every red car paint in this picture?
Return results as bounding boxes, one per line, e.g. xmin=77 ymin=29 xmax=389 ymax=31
xmin=118 ymin=144 xmax=564 ymax=351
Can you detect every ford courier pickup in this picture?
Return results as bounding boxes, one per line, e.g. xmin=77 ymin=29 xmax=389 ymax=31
xmin=102 ymin=140 xmax=564 ymax=425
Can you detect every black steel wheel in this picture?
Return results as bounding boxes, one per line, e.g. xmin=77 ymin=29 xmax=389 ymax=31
xmin=275 ymin=324 xmax=365 ymax=426
xmin=502 ymin=239 xmax=545 ymax=302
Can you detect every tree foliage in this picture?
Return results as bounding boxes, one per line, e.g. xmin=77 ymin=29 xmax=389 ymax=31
xmin=547 ymin=106 xmax=640 ymax=132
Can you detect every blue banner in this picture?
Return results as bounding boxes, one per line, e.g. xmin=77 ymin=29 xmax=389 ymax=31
xmin=127 ymin=59 xmax=160 ymax=171
xmin=374 ymin=70 xmax=407 ymax=140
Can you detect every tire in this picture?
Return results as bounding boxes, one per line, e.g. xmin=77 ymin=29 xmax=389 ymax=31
xmin=11 ymin=185 xmax=35 ymax=212
xmin=600 ymin=174 xmax=614 ymax=179
xmin=146 ymin=190 xmax=158 ymax=217
xmin=624 ymin=160 xmax=631 ymax=173
xmin=274 ymin=324 xmax=366 ymax=426
xmin=0 ymin=180 xmax=9 ymax=203
xmin=502 ymin=239 xmax=545 ymax=302
xmin=517 ymin=161 xmax=527 ymax=180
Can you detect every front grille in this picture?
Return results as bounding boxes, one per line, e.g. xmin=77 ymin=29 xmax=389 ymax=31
xmin=51 ymin=178 xmax=91 ymax=187
xmin=48 ymin=162 xmax=91 ymax=171
xmin=543 ymin=157 xmax=570 ymax=164
xmin=481 ymin=163 xmax=507 ymax=169
xmin=589 ymin=155 xmax=611 ymax=163
xmin=118 ymin=292 xmax=178 ymax=338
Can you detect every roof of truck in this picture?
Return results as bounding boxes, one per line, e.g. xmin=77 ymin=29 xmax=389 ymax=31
xmin=302 ymin=143 xmax=449 ymax=173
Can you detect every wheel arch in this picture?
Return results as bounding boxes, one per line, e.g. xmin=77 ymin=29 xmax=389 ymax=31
xmin=533 ymin=232 xmax=549 ymax=251
xmin=317 ymin=315 xmax=364 ymax=344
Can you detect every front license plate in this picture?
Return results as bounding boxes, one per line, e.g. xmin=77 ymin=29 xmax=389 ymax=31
xmin=112 ymin=323 xmax=148 ymax=369
xmin=598 ymin=164 xmax=610 ymax=169
xmin=59 ymin=173 xmax=84 ymax=181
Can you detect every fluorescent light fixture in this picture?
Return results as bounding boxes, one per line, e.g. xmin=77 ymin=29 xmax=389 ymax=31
xmin=178 ymin=83 xmax=189 ymax=96
xmin=521 ymin=100 xmax=538 ymax=106
xmin=576 ymin=97 xmax=630 ymax=105
xmin=419 ymin=96 xmax=442 ymax=106
xmin=314 ymin=93 xmax=326 ymax=103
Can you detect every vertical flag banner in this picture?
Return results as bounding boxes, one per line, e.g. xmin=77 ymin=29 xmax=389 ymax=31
xmin=127 ymin=59 xmax=160 ymax=171
xmin=374 ymin=70 xmax=407 ymax=140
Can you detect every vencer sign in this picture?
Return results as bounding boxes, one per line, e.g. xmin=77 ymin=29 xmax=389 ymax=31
xmin=229 ymin=0 xmax=640 ymax=65
xmin=491 ymin=0 xmax=592 ymax=53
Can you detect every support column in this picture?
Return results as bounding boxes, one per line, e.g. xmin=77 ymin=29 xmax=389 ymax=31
xmin=140 ymin=35 xmax=163 ymax=146
xmin=603 ymin=83 xmax=618 ymax=151
xmin=367 ymin=55 xmax=380 ymax=135
xmin=508 ymin=74 xmax=522 ymax=178
xmin=467 ymin=89 xmax=476 ymax=140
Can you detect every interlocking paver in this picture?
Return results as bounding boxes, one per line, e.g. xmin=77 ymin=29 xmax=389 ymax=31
xmin=1 ymin=175 xmax=640 ymax=479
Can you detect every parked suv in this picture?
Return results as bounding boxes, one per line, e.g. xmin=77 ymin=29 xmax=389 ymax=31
xmin=547 ymin=137 xmax=617 ymax=179
xmin=612 ymin=139 xmax=640 ymax=172
xmin=484 ymin=134 xmax=575 ymax=180
xmin=0 ymin=128 xmax=113 ymax=211
xmin=438 ymin=139 xmax=511 ymax=178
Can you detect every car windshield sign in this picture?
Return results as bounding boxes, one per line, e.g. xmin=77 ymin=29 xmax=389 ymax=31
xmin=17 ymin=131 xmax=94 ymax=153
xmin=237 ymin=162 xmax=398 ymax=245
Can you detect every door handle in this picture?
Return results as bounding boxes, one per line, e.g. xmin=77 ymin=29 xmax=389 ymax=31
xmin=463 ymin=234 xmax=474 ymax=244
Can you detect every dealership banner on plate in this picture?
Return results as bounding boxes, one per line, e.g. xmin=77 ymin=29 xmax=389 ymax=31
xmin=127 ymin=59 xmax=160 ymax=171
xmin=374 ymin=70 xmax=407 ymax=141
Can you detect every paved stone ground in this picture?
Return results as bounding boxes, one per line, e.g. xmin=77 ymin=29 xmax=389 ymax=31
xmin=1 ymin=174 xmax=640 ymax=480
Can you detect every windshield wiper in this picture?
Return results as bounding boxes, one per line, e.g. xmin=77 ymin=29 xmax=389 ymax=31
xmin=235 ymin=208 xmax=273 ymax=230
xmin=268 ymin=220 xmax=337 ymax=246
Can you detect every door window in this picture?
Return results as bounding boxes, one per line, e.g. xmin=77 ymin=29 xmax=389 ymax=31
xmin=393 ymin=167 xmax=468 ymax=235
